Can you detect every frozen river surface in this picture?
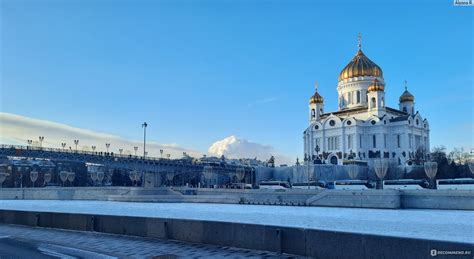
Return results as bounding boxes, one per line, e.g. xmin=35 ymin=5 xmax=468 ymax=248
xmin=0 ymin=200 xmax=472 ymax=243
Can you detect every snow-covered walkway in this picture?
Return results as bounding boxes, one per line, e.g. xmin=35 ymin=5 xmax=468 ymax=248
xmin=0 ymin=200 xmax=472 ymax=243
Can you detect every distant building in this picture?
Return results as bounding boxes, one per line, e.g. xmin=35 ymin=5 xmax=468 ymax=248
xmin=303 ymin=37 xmax=430 ymax=167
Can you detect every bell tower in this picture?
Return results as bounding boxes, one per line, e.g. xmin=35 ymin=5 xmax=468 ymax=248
xmin=309 ymin=81 xmax=324 ymax=122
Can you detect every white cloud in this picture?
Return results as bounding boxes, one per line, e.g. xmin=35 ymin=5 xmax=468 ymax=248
xmin=208 ymin=135 xmax=293 ymax=165
xmin=247 ymin=96 xmax=279 ymax=107
xmin=0 ymin=112 xmax=202 ymax=158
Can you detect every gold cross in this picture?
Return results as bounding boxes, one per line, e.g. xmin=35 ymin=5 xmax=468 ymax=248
xmin=358 ymin=32 xmax=362 ymax=50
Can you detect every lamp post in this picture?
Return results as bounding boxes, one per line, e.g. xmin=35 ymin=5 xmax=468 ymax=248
xmin=105 ymin=143 xmax=110 ymax=153
xmin=74 ymin=140 xmax=79 ymax=151
xmin=91 ymin=145 xmax=96 ymax=152
xmin=160 ymin=149 xmax=163 ymax=159
xmin=167 ymin=154 xmax=171 ymax=159
xmin=119 ymin=148 xmax=123 ymax=155
xmin=38 ymin=136 xmax=44 ymax=148
xmin=134 ymin=146 xmax=138 ymax=156
xmin=61 ymin=142 xmax=66 ymax=150
xmin=315 ymin=145 xmax=320 ymax=162
xmin=142 ymin=122 xmax=148 ymax=158
xmin=30 ymin=170 xmax=38 ymax=188
xmin=424 ymin=161 xmax=438 ymax=189
xmin=374 ymin=158 xmax=388 ymax=189
xmin=27 ymin=139 xmax=33 ymax=147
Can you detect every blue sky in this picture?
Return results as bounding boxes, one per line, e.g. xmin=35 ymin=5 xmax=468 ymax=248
xmin=1 ymin=0 xmax=473 ymax=159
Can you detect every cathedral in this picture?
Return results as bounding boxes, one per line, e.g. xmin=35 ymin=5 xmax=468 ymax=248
xmin=303 ymin=37 xmax=430 ymax=167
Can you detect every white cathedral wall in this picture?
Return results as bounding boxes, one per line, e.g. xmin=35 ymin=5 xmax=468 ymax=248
xmin=336 ymin=76 xmax=384 ymax=110
xmin=304 ymin=116 xmax=430 ymax=166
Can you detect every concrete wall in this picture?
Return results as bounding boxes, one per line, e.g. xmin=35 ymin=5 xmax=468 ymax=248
xmin=257 ymin=165 xmax=370 ymax=183
xmin=0 ymin=187 xmax=135 ymax=200
xmin=0 ymin=187 xmax=472 ymax=210
xmin=401 ymin=190 xmax=474 ymax=210
xmin=0 ymin=209 xmax=471 ymax=258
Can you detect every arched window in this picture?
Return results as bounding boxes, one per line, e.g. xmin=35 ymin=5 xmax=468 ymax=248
xmin=311 ymin=109 xmax=315 ymax=118
xmin=403 ymin=107 xmax=407 ymax=113
xmin=371 ymin=97 xmax=376 ymax=108
xmin=381 ymin=97 xmax=385 ymax=107
xmin=356 ymin=91 xmax=361 ymax=103
xmin=372 ymin=135 xmax=377 ymax=148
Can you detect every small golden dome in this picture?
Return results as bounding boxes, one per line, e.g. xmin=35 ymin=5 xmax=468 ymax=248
xmin=367 ymin=78 xmax=385 ymax=92
xmin=399 ymin=89 xmax=414 ymax=103
xmin=338 ymin=49 xmax=383 ymax=81
xmin=309 ymin=91 xmax=324 ymax=104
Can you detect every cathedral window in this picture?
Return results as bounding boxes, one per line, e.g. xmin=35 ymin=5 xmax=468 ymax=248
xmin=408 ymin=134 xmax=412 ymax=148
xmin=381 ymin=97 xmax=385 ymax=107
xmin=416 ymin=119 xmax=419 ymax=125
xmin=346 ymin=120 xmax=352 ymax=126
xmin=329 ymin=120 xmax=335 ymax=127
xmin=403 ymin=107 xmax=407 ymax=113
xmin=384 ymin=134 xmax=387 ymax=148
xmin=372 ymin=135 xmax=377 ymax=148
xmin=371 ymin=97 xmax=376 ymax=108
xmin=348 ymin=135 xmax=353 ymax=149
xmin=397 ymin=135 xmax=401 ymax=148
xmin=311 ymin=109 xmax=315 ymax=119
xmin=359 ymin=134 xmax=363 ymax=148
xmin=371 ymin=120 xmax=376 ymax=125
xmin=415 ymin=135 xmax=421 ymax=148
xmin=356 ymin=91 xmax=361 ymax=103
xmin=315 ymin=125 xmax=319 ymax=130
xmin=327 ymin=136 xmax=339 ymax=150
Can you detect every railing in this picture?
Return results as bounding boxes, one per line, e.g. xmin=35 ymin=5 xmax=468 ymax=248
xmin=0 ymin=144 xmax=253 ymax=171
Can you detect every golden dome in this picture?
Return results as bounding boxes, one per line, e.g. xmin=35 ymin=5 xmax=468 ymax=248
xmin=338 ymin=49 xmax=383 ymax=81
xmin=309 ymin=91 xmax=324 ymax=104
xmin=399 ymin=89 xmax=414 ymax=103
xmin=367 ymin=78 xmax=385 ymax=92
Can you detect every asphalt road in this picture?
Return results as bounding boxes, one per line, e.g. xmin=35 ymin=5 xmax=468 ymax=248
xmin=0 ymin=224 xmax=292 ymax=258
xmin=0 ymin=236 xmax=116 ymax=258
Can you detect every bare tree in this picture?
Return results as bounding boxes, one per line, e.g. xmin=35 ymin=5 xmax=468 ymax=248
xmin=448 ymin=148 xmax=470 ymax=165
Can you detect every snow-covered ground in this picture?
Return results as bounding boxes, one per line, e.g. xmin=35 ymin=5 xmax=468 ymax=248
xmin=0 ymin=200 xmax=472 ymax=243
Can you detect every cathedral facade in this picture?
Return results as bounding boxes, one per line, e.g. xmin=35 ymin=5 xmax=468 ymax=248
xmin=303 ymin=39 xmax=430 ymax=167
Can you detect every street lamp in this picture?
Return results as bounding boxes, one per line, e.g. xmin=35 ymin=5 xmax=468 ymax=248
xmin=166 ymin=154 xmax=170 ymax=159
xmin=61 ymin=142 xmax=66 ymax=150
xmin=134 ymin=146 xmax=138 ymax=156
xmin=38 ymin=136 xmax=45 ymax=148
xmin=374 ymin=158 xmax=388 ymax=189
xmin=27 ymin=139 xmax=33 ymax=147
xmin=119 ymin=148 xmax=123 ymax=155
xmin=160 ymin=149 xmax=163 ymax=158
xmin=315 ymin=145 xmax=320 ymax=161
xmin=74 ymin=140 xmax=79 ymax=151
xmin=105 ymin=143 xmax=110 ymax=153
xmin=424 ymin=161 xmax=438 ymax=189
xmin=142 ymin=122 xmax=148 ymax=158
xmin=91 ymin=145 xmax=96 ymax=152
